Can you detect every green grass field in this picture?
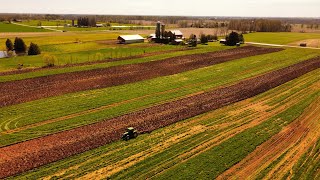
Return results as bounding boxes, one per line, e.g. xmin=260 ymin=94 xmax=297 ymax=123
xmin=0 ymin=32 xmax=120 ymax=49
xmin=0 ymin=22 xmax=50 ymax=32
xmin=244 ymin=32 xmax=320 ymax=44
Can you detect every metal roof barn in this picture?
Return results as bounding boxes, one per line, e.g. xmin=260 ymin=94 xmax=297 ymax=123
xmin=118 ymin=35 xmax=145 ymax=44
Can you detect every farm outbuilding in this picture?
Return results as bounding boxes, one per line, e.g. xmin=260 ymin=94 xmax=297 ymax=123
xmin=118 ymin=35 xmax=145 ymax=44
xmin=0 ymin=51 xmax=8 ymax=59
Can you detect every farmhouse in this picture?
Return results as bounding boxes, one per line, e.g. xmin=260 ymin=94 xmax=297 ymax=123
xmin=169 ymin=30 xmax=183 ymax=39
xmin=118 ymin=35 xmax=145 ymax=44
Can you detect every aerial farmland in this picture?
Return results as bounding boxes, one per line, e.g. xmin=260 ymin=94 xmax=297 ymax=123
xmin=0 ymin=1 xmax=320 ymax=179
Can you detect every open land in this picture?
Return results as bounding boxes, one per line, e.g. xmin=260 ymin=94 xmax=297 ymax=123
xmin=0 ymin=20 xmax=320 ymax=179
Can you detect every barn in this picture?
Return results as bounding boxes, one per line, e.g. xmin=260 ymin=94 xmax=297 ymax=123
xmin=118 ymin=35 xmax=145 ymax=44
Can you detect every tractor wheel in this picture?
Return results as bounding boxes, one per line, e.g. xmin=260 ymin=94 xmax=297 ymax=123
xmin=133 ymin=132 xmax=138 ymax=138
xmin=124 ymin=135 xmax=130 ymax=141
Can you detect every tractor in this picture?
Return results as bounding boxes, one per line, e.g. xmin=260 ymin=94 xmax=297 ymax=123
xmin=122 ymin=127 xmax=138 ymax=141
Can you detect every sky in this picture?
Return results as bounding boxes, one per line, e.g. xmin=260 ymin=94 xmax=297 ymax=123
xmin=0 ymin=0 xmax=319 ymax=17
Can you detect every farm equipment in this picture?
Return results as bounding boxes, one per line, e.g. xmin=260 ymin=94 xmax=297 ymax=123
xmin=122 ymin=127 xmax=138 ymax=141
xmin=300 ymin=43 xmax=307 ymax=47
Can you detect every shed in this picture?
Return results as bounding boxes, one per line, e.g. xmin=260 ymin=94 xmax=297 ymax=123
xmin=172 ymin=39 xmax=184 ymax=45
xmin=118 ymin=35 xmax=145 ymax=44
xmin=0 ymin=51 xmax=8 ymax=59
xmin=148 ymin=34 xmax=157 ymax=41
xmin=220 ymin=39 xmax=227 ymax=44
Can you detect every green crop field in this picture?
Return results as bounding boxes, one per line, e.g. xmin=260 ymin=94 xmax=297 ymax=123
xmin=0 ymin=22 xmax=50 ymax=32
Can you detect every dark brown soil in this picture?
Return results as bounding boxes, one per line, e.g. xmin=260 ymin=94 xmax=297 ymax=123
xmin=0 ymin=46 xmax=282 ymax=107
xmin=0 ymin=56 xmax=319 ymax=179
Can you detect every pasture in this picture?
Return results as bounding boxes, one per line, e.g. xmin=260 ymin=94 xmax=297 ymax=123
xmin=0 ymin=22 xmax=50 ymax=32
xmin=244 ymin=32 xmax=320 ymax=44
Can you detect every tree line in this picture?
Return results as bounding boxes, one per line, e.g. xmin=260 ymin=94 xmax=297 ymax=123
xmin=5 ymin=38 xmax=41 ymax=56
xmin=77 ymin=17 xmax=97 ymax=27
xmin=228 ymin=19 xmax=292 ymax=32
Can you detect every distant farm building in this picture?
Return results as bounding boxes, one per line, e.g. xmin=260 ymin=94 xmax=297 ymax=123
xmin=118 ymin=35 xmax=145 ymax=44
xmin=148 ymin=34 xmax=157 ymax=41
xmin=220 ymin=39 xmax=227 ymax=44
xmin=0 ymin=51 xmax=8 ymax=59
xmin=300 ymin=43 xmax=307 ymax=47
xmin=169 ymin=30 xmax=183 ymax=39
xmin=172 ymin=39 xmax=184 ymax=45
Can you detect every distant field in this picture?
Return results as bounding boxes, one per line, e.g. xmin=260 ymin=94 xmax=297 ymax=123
xmin=19 ymin=20 xmax=74 ymax=26
xmin=0 ymin=32 xmax=120 ymax=49
xmin=244 ymin=32 xmax=320 ymax=44
xmin=0 ymin=22 xmax=50 ymax=32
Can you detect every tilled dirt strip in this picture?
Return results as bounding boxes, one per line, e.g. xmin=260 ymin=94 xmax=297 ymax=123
xmin=0 ymin=57 xmax=319 ymax=179
xmin=0 ymin=46 xmax=282 ymax=107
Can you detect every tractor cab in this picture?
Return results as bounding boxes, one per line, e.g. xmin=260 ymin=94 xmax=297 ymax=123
xmin=122 ymin=127 xmax=138 ymax=141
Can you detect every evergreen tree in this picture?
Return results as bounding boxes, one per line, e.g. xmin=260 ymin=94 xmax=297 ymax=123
xmin=200 ymin=33 xmax=208 ymax=44
xmin=225 ymin=31 xmax=240 ymax=46
xmin=5 ymin=39 xmax=13 ymax=51
xmin=14 ymin=37 xmax=27 ymax=54
xmin=239 ymin=33 xmax=245 ymax=44
xmin=28 ymin=42 xmax=41 ymax=55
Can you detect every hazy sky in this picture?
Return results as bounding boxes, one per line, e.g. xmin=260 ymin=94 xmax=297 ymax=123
xmin=1 ymin=0 xmax=319 ymax=17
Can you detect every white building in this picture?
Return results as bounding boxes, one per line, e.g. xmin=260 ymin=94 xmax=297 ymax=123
xmin=0 ymin=51 xmax=8 ymax=59
xmin=118 ymin=35 xmax=145 ymax=44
